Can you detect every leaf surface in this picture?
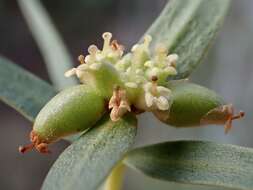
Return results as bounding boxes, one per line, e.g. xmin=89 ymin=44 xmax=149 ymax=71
xmin=124 ymin=140 xmax=253 ymax=190
xmin=144 ymin=0 xmax=230 ymax=79
xmin=42 ymin=114 xmax=137 ymax=190
xmin=18 ymin=0 xmax=77 ymax=89
xmin=0 ymin=56 xmax=56 ymax=121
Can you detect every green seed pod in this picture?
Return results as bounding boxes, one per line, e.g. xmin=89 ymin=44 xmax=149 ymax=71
xmin=19 ymin=84 xmax=106 ymax=154
xmin=154 ymin=81 xmax=244 ymax=132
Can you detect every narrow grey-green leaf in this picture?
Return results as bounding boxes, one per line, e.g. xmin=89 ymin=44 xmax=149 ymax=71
xmin=144 ymin=0 xmax=230 ymax=79
xmin=124 ymin=140 xmax=253 ymax=190
xmin=42 ymin=113 xmax=137 ymax=190
xmin=17 ymin=0 xmax=77 ymax=89
xmin=0 ymin=56 xmax=56 ymax=121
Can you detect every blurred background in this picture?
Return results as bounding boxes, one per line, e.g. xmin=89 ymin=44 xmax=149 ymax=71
xmin=0 ymin=0 xmax=252 ymax=189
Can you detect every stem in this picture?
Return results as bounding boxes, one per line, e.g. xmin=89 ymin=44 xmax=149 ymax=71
xmin=104 ymin=162 xmax=126 ymax=190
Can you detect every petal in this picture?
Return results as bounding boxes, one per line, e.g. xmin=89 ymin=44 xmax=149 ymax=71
xmin=77 ymin=64 xmax=89 ymax=71
xmin=76 ymin=69 xmax=86 ymax=78
xmin=157 ymin=86 xmax=171 ymax=98
xmin=120 ymin=100 xmax=131 ymax=112
xmin=110 ymin=107 xmax=120 ymax=121
xmin=145 ymin=92 xmax=154 ymax=107
xmin=64 ymin=68 xmax=76 ymax=77
xmin=155 ymin=96 xmax=170 ymax=110
xmin=135 ymin=69 xmax=143 ymax=75
xmin=89 ymin=63 xmax=101 ymax=70
xmin=165 ymin=66 xmax=177 ymax=75
xmin=84 ymin=55 xmax=92 ymax=63
xmin=167 ymin=54 xmax=178 ymax=64
xmin=143 ymin=82 xmax=152 ymax=92
xmin=108 ymin=94 xmax=117 ymax=109
xmin=96 ymin=54 xmax=105 ymax=62
xmin=144 ymin=60 xmax=153 ymax=68
xmin=131 ymin=44 xmax=139 ymax=52
xmin=148 ymin=67 xmax=160 ymax=78
xmin=125 ymin=82 xmax=138 ymax=88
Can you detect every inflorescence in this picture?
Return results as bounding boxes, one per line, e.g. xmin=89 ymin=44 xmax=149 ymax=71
xmin=65 ymin=32 xmax=179 ymax=121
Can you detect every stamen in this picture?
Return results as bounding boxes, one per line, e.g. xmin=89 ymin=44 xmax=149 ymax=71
xmin=131 ymin=44 xmax=139 ymax=52
xmin=102 ymin=32 xmax=112 ymax=52
xmin=155 ymin=96 xmax=169 ymax=110
xmin=167 ymin=54 xmax=178 ymax=67
xmin=78 ymin=55 xmax=85 ymax=64
xmin=225 ymin=110 xmax=245 ymax=134
xmin=64 ymin=68 xmax=76 ymax=77
xmin=86 ymin=45 xmax=99 ymax=63
xmin=232 ymin=111 xmax=245 ymax=120
xmin=125 ymin=82 xmax=138 ymax=88
xmin=151 ymin=76 xmax=158 ymax=82
xmin=88 ymin=45 xmax=99 ymax=55
xmin=136 ymin=69 xmax=142 ymax=75
xmin=89 ymin=63 xmax=101 ymax=70
xmin=143 ymin=35 xmax=152 ymax=47
xmin=145 ymin=92 xmax=154 ymax=107
xmin=111 ymin=40 xmax=124 ymax=52
xmin=155 ymin=44 xmax=167 ymax=62
xmin=151 ymin=78 xmax=158 ymax=96
xmin=19 ymin=144 xmax=34 ymax=154
xmin=109 ymin=87 xmax=131 ymax=121
xmin=144 ymin=60 xmax=153 ymax=68
xmin=165 ymin=66 xmax=177 ymax=75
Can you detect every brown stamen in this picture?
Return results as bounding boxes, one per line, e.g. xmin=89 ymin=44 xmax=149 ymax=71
xmin=151 ymin=76 xmax=158 ymax=82
xmin=200 ymin=104 xmax=245 ymax=134
xmin=78 ymin=55 xmax=85 ymax=64
xmin=19 ymin=130 xmax=51 ymax=154
xmin=19 ymin=144 xmax=34 ymax=154
xmin=225 ymin=110 xmax=245 ymax=134
xmin=111 ymin=40 xmax=124 ymax=51
xmin=151 ymin=76 xmax=158 ymax=96
xmin=232 ymin=111 xmax=245 ymax=120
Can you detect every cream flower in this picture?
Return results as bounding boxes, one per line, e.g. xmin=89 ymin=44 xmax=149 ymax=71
xmin=64 ymin=32 xmax=179 ymax=121
xmin=143 ymin=82 xmax=171 ymax=111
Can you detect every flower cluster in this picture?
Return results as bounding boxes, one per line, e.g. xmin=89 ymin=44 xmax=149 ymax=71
xmin=65 ymin=32 xmax=179 ymax=121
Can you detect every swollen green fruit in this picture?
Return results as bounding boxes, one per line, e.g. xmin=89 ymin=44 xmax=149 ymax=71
xmin=19 ymin=85 xmax=106 ymax=153
xmin=154 ymin=82 xmax=244 ymax=132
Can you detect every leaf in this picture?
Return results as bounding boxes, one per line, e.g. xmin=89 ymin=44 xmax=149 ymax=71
xmin=124 ymin=140 xmax=253 ymax=190
xmin=17 ymin=0 xmax=77 ymax=90
xmin=42 ymin=113 xmax=137 ymax=190
xmin=0 ymin=56 xmax=56 ymax=122
xmin=144 ymin=0 xmax=230 ymax=79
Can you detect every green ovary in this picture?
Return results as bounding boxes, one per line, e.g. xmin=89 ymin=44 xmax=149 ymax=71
xmin=33 ymin=85 xmax=106 ymax=142
xmin=154 ymin=82 xmax=225 ymax=127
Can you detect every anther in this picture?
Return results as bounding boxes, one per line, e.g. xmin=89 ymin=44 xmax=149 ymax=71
xmin=111 ymin=40 xmax=118 ymax=50
xmin=224 ymin=109 xmax=245 ymax=134
xmin=144 ymin=35 xmax=152 ymax=47
xmin=102 ymin=32 xmax=112 ymax=52
xmin=155 ymin=44 xmax=167 ymax=55
xmin=232 ymin=111 xmax=245 ymax=120
xmin=78 ymin=55 xmax=85 ymax=64
xmin=19 ymin=144 xmax=34 ymax=154
xmin=151 ymin=76 xmax=158 ymax=82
